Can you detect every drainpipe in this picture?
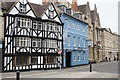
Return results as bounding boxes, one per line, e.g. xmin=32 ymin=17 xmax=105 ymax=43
xmin=0 ymin=2 xmax=4 ymax=73
xmin=92 ymin=21 xmax=95 ymax=62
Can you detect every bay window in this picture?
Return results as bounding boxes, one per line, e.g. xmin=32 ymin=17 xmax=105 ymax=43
xmin=15 ymin=37 xmax=30 ymax=47
xmin=17 ymin=18 xmax=30 ymax=28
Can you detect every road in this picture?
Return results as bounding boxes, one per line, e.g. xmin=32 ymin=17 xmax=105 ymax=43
xmin=67 ymin=61 xmax=118 ymax=74
xmin=1 ymin=61 xmax=119 ymax=78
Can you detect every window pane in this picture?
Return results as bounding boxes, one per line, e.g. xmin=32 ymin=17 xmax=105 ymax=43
xmin=78 ymin=52 xmax=80 ymax=61
xmin=33 ymin=21 xmax=37 ymax=29
xmin=38 ymin=22 xmax=42 ymax=30
xmin=31 ymin=56 xmax=38 ymax=64
xmin=68 ymin=35 xmax=70 ymax=46
xmin=78 ymin=37 xmax=80 ymax=47
xmin=73 ymin=36 xmax=76 ymax=46
xmin=83 ymin=51 xmax=85 ymax=60
xmin=74 ymin=52 xmax=76 ymax=61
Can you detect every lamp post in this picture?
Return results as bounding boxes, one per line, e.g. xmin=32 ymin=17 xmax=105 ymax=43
xmin=16 ymin=71 xmax=20 ymax=80
xmin=90 ymin=61 xmax=92 ymax=72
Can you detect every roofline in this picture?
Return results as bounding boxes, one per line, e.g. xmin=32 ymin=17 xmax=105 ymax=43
xmin=78 ymin=4 xmax=86 ymax=7
xmin=6 ymin=0 xmax=18 ymax=13
xmin=52 ymin=2 xmax=63 ymax=25
xmin=40 ymin=3 xmax=50 ymax=18
xmin=4 ymin=13 xmax=63 ymax=25
xmin=101 ymin=28 xmax=119 ymax=36
xmin=28 ymin=2 xmax=38 ymax=17
xmin=62 ymin=12 xmax=88 ymax=25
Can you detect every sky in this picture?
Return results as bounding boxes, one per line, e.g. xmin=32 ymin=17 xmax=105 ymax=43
xmin=28 ymin=0 xmax=119 ymax=34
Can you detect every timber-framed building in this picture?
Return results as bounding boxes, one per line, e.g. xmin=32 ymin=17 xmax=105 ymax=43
xmin=2 ymin=0 xmax=63 ymax=72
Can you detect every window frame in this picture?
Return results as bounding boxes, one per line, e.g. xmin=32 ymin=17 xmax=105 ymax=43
xmin=32 ymin=38 xmax=41 ymax=47
xmin=72 ymin=23 xmax=75 ymax=29
xmin=67 ymin=21 xmax=70 ymax=28
xmin=17 ymin=18 xmax=30 ymax=28
xmin=68 ymin=35 xmax=71 ymax=46
xmin=19 ymin=37 xmax=29 ymax=47
xmin=77 ymin=24 xmax=80 ymax=31
xmin=31 ymin=56 xmax=38 ymax=65
xmin=83 ymin=51 xmax=85 ymax=61
xmin=83 ymin=26 xmax=85 ymax=32
xmin=33 ymin=21 xmax=38 ymax=30
xmin=78 ymin=37 xmax=80 ymax=47
xmin=47 ymin=40 xmax=57 ymax=48
xmin=20 ymin=3 xmax=26 ymax=13
xmin=74 ymin=52 xmax=76 ymax=61
xmin=73 ymin=36 xmax=76 ymax=46
xmin=83 ymin=39 xmax=86 ymax=47
xmin=78 ymin=52 xmax=80 ymax=61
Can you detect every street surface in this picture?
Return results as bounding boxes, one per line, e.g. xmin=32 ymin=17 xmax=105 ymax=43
xmin=2 ymin=61 xmax=119 ymax=78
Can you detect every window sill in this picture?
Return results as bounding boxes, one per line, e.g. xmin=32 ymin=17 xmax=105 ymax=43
xmin=68 ymin=45 xmax=71 ymax=46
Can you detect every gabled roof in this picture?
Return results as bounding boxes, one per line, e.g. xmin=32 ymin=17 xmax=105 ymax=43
xmin=29 ymin=2 xmax=49 ymax=17
xmin=90 ymin=10 xmax=95 ymax=21
xmin=91 ymin=10 xmax=100 ymax=23
xmin=101 ymin=28 xmax=113 ymax=34
xmin=1 ymin=0 xmax=63 ymax=25
xmin=2 ymin=0 xmax=50 ymax=18
xmin=2 ymin=1 xmax=17 ymax=12
xmin=78 ymin=5 xmax=86 ymax=14
xmin=97 ymin=13 xmax=100 ymax=23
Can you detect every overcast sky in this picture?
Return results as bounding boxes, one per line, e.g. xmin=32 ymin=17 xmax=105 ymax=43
xmin=28 ymin=0 xmax=119 ymax=34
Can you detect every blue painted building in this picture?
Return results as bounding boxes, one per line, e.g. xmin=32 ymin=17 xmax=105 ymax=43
xmin=58 ymin=5 xmax=89 ymax=67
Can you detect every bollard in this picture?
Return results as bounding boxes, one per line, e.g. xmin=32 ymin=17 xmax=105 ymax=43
xmin=90 ymin=62 xmax=92 ymax=72
xmin=16 ymin=71 xmax=20 ymax=80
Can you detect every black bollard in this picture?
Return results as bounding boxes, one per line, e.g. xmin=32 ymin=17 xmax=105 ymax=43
xmin=90 ymin=62 xmax=92 ymax=72
xmin=16 ymin=71 xmax=20 ymax=80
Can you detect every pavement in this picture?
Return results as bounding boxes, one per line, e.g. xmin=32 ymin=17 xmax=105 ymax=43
xmin=1 ymin=61 xmax=119 ymax=78
xmin=1 ymin=70 xmax=118 ymax=78
xmin=0 ymin=73 xmax=1 ymax=80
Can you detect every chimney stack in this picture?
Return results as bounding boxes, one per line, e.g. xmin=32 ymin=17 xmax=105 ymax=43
xmin=42 ymin=0 xmax=49 ymax=4
xmin=71 ymin=0 xmax=78 ymax=12
xmin=42 ymin=0 xmax=58 ymax=5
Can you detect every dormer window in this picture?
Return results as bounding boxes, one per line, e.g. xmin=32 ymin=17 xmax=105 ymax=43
xmin=49 ymin=5 xmax=54 ymax=18
xmin=49 ymin=11 xmax=54 ymax=18
xmin=20 ymin=3 xmax=26 ymax=13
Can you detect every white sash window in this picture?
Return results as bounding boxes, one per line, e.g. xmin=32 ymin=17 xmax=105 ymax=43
xmin=32 ymin=38 xmax=41 ymax=47
xmin=47 ymin=40 xmax=57 ymax=48
xmin=74 ymin=52 xmax=76 ymax=61
xmin=20 ymin=3 xmax=26 ymax=13
xmin=78 ymin=52 xmax=80 ymax=61
xmin=17 ymin=18 xmax=30 ymax=28
xmin=78 ymin=37 xmax=80 ymax=47
xmin=15 ymin=37 xmax=30 ymax=47
xmin=73 ymin=36 xmax=76 ymax=46
xmin=68 ymin=35 xmax=70 ymax=46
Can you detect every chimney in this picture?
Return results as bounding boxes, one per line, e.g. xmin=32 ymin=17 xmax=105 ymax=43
xmin=42 ymin=0 xmax=48 ymax=4
xmin=71 ymin=0 xmax=78 ymax=12
xmin=42 ymin=0 xmax=58 ymax=4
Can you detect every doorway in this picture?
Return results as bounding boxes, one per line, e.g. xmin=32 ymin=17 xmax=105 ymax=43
xmin=66 ymin=52 xmax=71 ymax=67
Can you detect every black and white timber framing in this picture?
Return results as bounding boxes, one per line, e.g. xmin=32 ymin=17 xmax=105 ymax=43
xmin=2 ymin=0 xmax=63 ymax=72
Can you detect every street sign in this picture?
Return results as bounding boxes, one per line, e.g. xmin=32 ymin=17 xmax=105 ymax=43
xmin=0 ymin=44 xmax=2 ymax=48
xmin=58 ymin=50 xmax=63 ymax=54
xmin=58 ymin=49 xmax=63 ymax=70
xmin=88 ymin=41 xmax=92 ymax=46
